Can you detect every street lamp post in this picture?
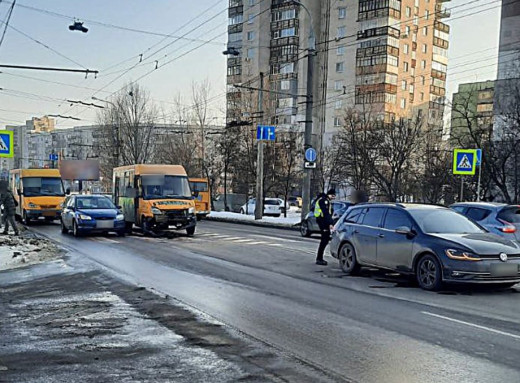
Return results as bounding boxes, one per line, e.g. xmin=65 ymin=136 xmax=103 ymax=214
xmin=92 ymin=96 xmax=120 ymax=166
xmin=291 ymin=0 xmax=317 ymax=221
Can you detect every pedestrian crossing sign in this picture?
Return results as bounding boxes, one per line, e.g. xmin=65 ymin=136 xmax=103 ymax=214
xmin=453 ymin=149 xmax=477 ymax=175
xmin=0 ymin=131 xmax=13 ymax=158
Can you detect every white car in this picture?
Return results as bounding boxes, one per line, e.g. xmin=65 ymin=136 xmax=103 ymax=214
xmin=240 ymin=198 xmax=282 ymax=217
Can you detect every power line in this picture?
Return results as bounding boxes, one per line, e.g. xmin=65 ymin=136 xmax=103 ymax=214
xmin=0 ymin=0 xmax=15 ymax=51
xmin=0 ymin=64 xmax=97 ymax=75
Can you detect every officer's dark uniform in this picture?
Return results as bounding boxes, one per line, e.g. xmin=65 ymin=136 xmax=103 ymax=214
xmin=314 ymin=189 xmax=335 ymax=265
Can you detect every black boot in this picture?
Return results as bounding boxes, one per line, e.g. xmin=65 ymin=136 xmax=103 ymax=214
xmin=316 ymin=259 xmax=328 ymax=266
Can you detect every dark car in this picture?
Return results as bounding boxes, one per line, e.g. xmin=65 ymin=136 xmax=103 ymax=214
xmin=300 ymin=200 xmax=352 ymax=237
xmin=450 ymin=202 xmax=520 ymax=243
xmin=61 ymin=194 xmax=126 ymax=237
xmin=330 ymin=203 xmax=520 ymax=291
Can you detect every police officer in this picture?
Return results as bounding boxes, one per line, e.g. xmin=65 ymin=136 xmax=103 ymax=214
xmin=314 ymin=188 xmax=336 ymax=265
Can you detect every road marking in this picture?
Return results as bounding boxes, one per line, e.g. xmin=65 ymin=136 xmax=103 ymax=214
xmin=198 ymin=233 xmax=221 ymax=237
xmin=268 ymin=243 xmax=283 ymax=247
xmin=220 ymin=237 xmax=244 ymax=241
xmin=422 ymin=311 xmax=520 ymax=340
xmin=90 ymin=237 xmax=120 ymax=244
xmin=247 ymin=241 xmax=268 ymax=245
xmin=231 ymin=239 xmax=255 ymax=243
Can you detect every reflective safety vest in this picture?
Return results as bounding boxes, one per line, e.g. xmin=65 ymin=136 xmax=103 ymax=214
xmin=314 ymin=199 xmax=323 ymax=218
xmin=314 ymin=197 xmax=331 ymax=218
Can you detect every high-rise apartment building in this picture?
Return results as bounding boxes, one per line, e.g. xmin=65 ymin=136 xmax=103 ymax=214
xmin=226 ymin=0 xmax=450 ymax=145
xmin=494 ymin=0 xmax=520 ymax=133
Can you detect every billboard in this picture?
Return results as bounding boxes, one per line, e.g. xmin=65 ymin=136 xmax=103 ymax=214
xmin=59 ymin=159 xmax=100 ymax=181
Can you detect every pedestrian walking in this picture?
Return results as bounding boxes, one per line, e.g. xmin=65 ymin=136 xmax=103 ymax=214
xmin=0 ymin=181 xmax=19 ymax=236
xmin=314 ymin=188 xmax=336 ymax=266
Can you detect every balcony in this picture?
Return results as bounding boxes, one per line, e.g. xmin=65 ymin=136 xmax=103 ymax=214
xmin=271 ymin=0 xmax=295 ymax=9
xmin=431 ymin=69 xmax=447 ymax=81
xmin=228 ymin=24 xmax=243 ymax=34
xmin=433 ymin=37 xmax=449 ymax=49
xmin=435 ymin=6 xmax=451 ymax=19
xmin=270 ymin=36 xmax=299 ymax=48
xmin=356 ymin=45 xmax=399 ymax=58
xmin=356 ymin=63 xmax=388 ymax=75
xmin=271 ymin=18 xmax=299 ymax=31
xmin=434 ymin=20 xmax=450 ymax=34
xmin=229 ymin=5 xmax=244 ymax=17
xmin=430 ymin=85 xmax=446 ymax=97
xmin=227 ymin=74 xmax=243 ymax=85
xmin=357 ymin=26 xmax=400 ymax=40
xmin=356 ymin=83 xmax=398 ymax=94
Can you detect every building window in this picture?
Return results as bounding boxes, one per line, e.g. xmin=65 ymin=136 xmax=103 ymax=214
xmin=402 ymin=80 xmax=407 ymax=90
xmin=421 ymin=76 xmax=426 ymax=85
xmin=280 ymin=62 xmax=294 ymax=74
xmin=421 ymin=60 xmax=426 ymax=69
xmin=413 ymin=16 xmax=419 ymax=25
xmin=248 ymin=14 xmax=255 ymax=24
xmin=420 ymin=92 xmax=424 ymax=101
xmin=247 ymin=31 xmax=255 ymax=41
xmin=337 ymin=45 xmax=345 ymax=55
xmin=409 ymin=84 xmax=414 ymax=94
xmin=274 ymin=27 xmax=296 ymax=38
xmin=229 ymin=14 xmax=243 ymax=25
xmin=334 ymin=117 xmax=342 ymax=127
xmin=425 ymin=10 xmax=430 ymax=20
xmin=400 ymin=98 xmax=406 ymax=109
xmin=422 ymin=44 xmax=427 ymax=53
xmin=334 ymin=80 xmax=344 ymax=91
xmin=272 ymin=9 xmax=296 ymax=22
xmin=336 ymin=62 xmax=345 ymax=72
xmin=280 ymin=80 xmax=291 ymax=90
xmin=339 ymin=7 xmax=346 ymax=19
xmin=335 ymin=100 xmax=343 ymax=110
xmin=337 ymin=26 xmax=346 ymax=38
xmin=405 ymin=26 xmax=411 ymax=36
xmin=423 ymin=26 xmax=428 ymax=36
xmin=404 ymin=61 xmax=409 ymax=72
xmin=406 ymin=7 xmax=411 ymax=17
xmin=403 ymin=44 xmax=409 ymax=54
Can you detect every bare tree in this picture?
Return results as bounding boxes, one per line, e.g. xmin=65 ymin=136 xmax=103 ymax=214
xmin=96 ymin=83 xmax=158 ymax=184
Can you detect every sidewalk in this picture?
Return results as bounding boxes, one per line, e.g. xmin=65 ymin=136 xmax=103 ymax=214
xmin=207 ymin=211 xmax=302 ymax=230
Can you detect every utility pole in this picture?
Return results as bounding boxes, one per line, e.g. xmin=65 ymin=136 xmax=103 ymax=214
xmin=297 ymin=0 xmax=317 ymax=221
xmin=254 ymin=72 xmax=265 ymax=220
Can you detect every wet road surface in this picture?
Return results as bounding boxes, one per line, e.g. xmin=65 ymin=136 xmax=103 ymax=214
xmin=29 ymin=220 xmax=520 ymax=383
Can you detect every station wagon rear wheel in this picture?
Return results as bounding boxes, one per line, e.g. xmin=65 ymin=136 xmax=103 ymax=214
xmin=339 ymin=243 xmax=360 ymax=275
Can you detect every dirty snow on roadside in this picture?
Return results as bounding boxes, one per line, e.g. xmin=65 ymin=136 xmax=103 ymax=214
xmin=0 ymin=232 xmax=62 ymax=271
xmin=209 ymin=211 xmax=301 ymax=226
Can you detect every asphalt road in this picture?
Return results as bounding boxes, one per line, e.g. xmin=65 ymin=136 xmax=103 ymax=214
xmin=31 ymin=220 xmax=520 ymax=383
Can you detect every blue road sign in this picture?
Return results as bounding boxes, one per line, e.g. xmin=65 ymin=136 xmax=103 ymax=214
xmin=305 ymin=148 xmax=317 ymax=162
xmin=453 ymin=149 xmax=477 ymax=176
xmin=257 ymin=125 xmax=276 ymax=141
xmin=476 ymin=149 xmax=482 ymax=166
xmin=49 ymin=154 xmax=59 ymax=161
xmin=0 ymin=130 xmax=13 ymax=158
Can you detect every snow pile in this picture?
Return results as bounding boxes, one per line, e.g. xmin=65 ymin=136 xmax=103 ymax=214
xmin=208 ymin=211 xmax=301 ymax=227
xmin=0 ymin=234 xmax=62 ymax=271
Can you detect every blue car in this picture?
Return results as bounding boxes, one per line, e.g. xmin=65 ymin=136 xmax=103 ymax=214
xmin=450 ymin=202 xmax=520 ymax=243
xmin=61 ymin=194 xmax=126 ymax=237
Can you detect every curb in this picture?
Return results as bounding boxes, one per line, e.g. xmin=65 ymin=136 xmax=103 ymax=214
xmin=205 ymin=216 xmax=301 ymax=232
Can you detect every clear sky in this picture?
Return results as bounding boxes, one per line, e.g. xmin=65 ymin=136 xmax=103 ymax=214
xmin=0 ymin=0 xmax=502 ymax=129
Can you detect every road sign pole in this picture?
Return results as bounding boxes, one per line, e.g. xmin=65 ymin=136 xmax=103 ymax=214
xmin=477 ymin=162 xmax=482 ymax=202
xmin=254 ymin=72 xmax=264 ymax=221
xmin=460 ymin=176 xmax=464 ymax=202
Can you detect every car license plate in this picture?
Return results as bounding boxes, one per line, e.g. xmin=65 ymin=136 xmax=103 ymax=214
xmin=490 ymin=263 xmax=519 ymax=277
xmin=96 ymin=221 xmax=114 ymax=229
